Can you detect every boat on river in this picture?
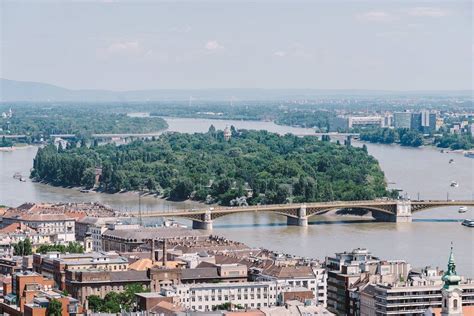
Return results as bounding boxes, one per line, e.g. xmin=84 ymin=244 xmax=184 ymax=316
xmin=464 ymin=151 xmax=474 ymax=158
xmin=458 ymin=207 xmax=467 ymax=213
xmin=461 ymin=219 xmax=474 ymax=227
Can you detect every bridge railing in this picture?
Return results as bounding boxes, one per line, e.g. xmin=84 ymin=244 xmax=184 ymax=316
xmin=139 ymin=199 xmax=474 ymax=216
xmin=142 ymin=199 xmax=404 ymax=215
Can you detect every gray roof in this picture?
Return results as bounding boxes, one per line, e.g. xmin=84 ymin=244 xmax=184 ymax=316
xmin=181 ymin=267 xmax=219 ymax=280
xmin=102 ymin=227 xmax=208 ymax=242
xmin=109 ymin=270 xmax=150 ymax=282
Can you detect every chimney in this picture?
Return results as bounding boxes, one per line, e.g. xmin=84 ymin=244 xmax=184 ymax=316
xmin=162 ymin=239 xmax=167 ymax=267
xmin=151 ymin=239 xmax=155 ymax=264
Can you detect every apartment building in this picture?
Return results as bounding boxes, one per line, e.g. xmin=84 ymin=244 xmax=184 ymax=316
xmin=251 ymin=265 xmax=327 ymax=307
xmin=32 ymin=251 xmax=129 ymax=290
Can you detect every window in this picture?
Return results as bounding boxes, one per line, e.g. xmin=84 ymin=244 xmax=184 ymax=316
xmin=454 ymin=299 xmax=458 ymax=309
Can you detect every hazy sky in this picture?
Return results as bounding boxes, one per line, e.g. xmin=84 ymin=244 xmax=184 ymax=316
xmin=1 ymin=0 xmax=472 ymax=91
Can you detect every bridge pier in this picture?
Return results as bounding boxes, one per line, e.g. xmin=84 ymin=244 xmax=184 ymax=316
xmin=372 ymin=201 xmax=412 ymax=222
xmin=192 ymin=220 xmax=213 ymax=230
xmin=191 ymin=209 xmax=213 ymax=230
xmin=287 ymin=205 xmax=308 ymax=227
xmin=394 ymin=201 xmax=412 ymax=223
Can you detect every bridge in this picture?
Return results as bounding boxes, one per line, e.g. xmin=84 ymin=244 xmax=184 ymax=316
xmin=136 ymin=200 xmax=474 ymax=229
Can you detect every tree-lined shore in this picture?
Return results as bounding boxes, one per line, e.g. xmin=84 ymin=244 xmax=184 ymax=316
xmin=31 ymin=128 xmax=394 ymax=206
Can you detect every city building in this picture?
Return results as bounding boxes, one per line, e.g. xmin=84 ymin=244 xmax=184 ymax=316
xmin=0 ymin=271 xmax=55 ymax=314
xmin=251 ymin=265 xmax=327 ymax=307
xmin=359 ymin=249 xmax=474 ymax=315
xmin=75 ymin=216 xmax=121 ymax=250
xmin=421 ymin=110 xmax=437 ymax=133
xmin=393 ymin=112 xmax=412 ymax=129
xmin=32 ymin=251 xmax=129 ymax=290
xmin=148 ymin=263 xmax=248 ymax=292
xmin=24 ymin=291 xmax=82 ymax=316
xmin=1 ymin=212 xmax=76 ymax=242
xmin=347 ymin=116 xmax=384 ymax=129
xmin=101 ymin=225 xmax=209 ymax=252
xmin=326 ymin=248 xmax=410 ymax=315
xmin=410 ymin=112 xmax=422 ymax=131
xmin=159 ymin=281 xmax=282 ymax=311
xmin=65 ymin=269 xmax=150 ymax=305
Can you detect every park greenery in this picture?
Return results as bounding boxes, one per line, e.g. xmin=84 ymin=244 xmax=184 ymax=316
xmin=360 ymin=128 xmax=473 ymax=150
xmin=31 ymin=128 xmax=394 ymax=205
xmin=87 ymin=284 xmax=149 ymax=313
xmin=0 ymin=105 xmax=167 ymax=142
xmin=213 ymin=302 xmax=244 ymax=311
xmin=13 ymin=238 xmax=33 ymax=256
xmin=1 ymin=136 xmax=14 ymax=147
xmin=360 ymin=128 xmax=424 ymax=147
xmin=12 ymin=239 xmax=84 ymax=255
xmin=434 ymin=133 xmax=473 ymax=150
xmin=36 ymin=242 xmax=84 ymax=254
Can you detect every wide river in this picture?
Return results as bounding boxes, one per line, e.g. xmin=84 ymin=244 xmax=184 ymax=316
xmin=0 ymin=117 xmax=473 ymax=275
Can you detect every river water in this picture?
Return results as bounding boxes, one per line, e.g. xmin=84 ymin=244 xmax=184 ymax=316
xmin=0 ymin=117 xmax=473 ymax=275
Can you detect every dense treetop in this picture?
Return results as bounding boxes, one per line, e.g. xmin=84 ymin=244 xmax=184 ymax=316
xmin=32 ymin=128 xmax=392 ymax=205
xmin=360 ymin=127 xmax=473 ymax=150
xmin=0 ymin=105 xmax=168 ymax=141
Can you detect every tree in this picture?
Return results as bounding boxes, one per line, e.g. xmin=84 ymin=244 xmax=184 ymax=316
xmin=87 ymin=295 xmax=103 ymax=312
xmin=121 ymin=283 xmax=149 ymax=311
xmin=47 ymin=298 xmax=62 ymax=316
xmin=81 ymin=167 xmax=96 ymax=188
xmin=208 ymin=124 xmax=216 ymax=134
xmin=169 ymin=178 xmax=194 ymax=200
xmin=13 ymin=238 xmax=32 ymax=256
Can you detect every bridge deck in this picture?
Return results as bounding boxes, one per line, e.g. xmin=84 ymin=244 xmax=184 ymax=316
xmin=136 ymin=200 xmax=474 ymax=218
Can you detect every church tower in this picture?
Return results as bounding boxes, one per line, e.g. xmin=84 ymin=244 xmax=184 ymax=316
xmin=441 ymin=245 xmax=463 ymax=316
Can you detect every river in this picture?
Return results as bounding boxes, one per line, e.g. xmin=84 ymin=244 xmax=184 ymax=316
xmin=0 ymin=117 xmax=473 ymax=275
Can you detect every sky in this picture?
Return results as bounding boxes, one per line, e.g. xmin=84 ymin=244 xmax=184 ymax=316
xmin=0 ymin=0 xmax=472 ymax=91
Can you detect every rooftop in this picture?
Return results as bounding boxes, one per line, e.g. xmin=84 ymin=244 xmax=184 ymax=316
xmin=102 ymin=226 xmax=209 ymax=242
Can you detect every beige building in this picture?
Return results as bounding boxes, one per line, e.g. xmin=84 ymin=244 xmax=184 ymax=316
xmin=32 ymin=251 xmax=129 ymax=290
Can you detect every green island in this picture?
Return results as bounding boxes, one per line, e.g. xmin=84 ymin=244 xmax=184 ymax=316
xmin=31 ymin=128 xmax=394 ymax=206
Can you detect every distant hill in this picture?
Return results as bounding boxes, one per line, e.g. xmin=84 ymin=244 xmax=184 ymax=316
xmin=0 ymin=78 xmax=471 ymax=102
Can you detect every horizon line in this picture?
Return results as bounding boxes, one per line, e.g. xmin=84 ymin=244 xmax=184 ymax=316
xmin=2 ymin=78 xmax=472 ymax=94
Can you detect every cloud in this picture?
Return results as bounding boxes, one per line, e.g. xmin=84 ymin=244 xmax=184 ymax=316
xmin=99 ymin=40 xmax=153 ymax=59
xmin=170 ymin=25 xmax=192 ymax=33
xmin=407 ymin=7 xmax=448 ymax=17
xmin=107 ymin=41 xmax=142 ymax=54
xmin=273 ymin=51 xmax=287 ymax=57
xmin=205 ymin=40 xmax=223 ymax=51
xmin=357 ymin=11 xmax=393 ymax=22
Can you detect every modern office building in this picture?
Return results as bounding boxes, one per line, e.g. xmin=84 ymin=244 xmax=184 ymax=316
xmin=393 ymin=112 xmax=412 ymax=129
xmin=420 ymin=110 xmax=437 ymax=133
xmin=347 ymin=116 xmax=384 ymax=129
xmin=410 ymin=113 xmax=422 ymax=131
xmin=326 ymin=248 xmax=410 ymax=315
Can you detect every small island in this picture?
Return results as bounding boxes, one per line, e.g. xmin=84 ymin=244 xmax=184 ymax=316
xmin=31 ymin=127 xmax=393 ymax=206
